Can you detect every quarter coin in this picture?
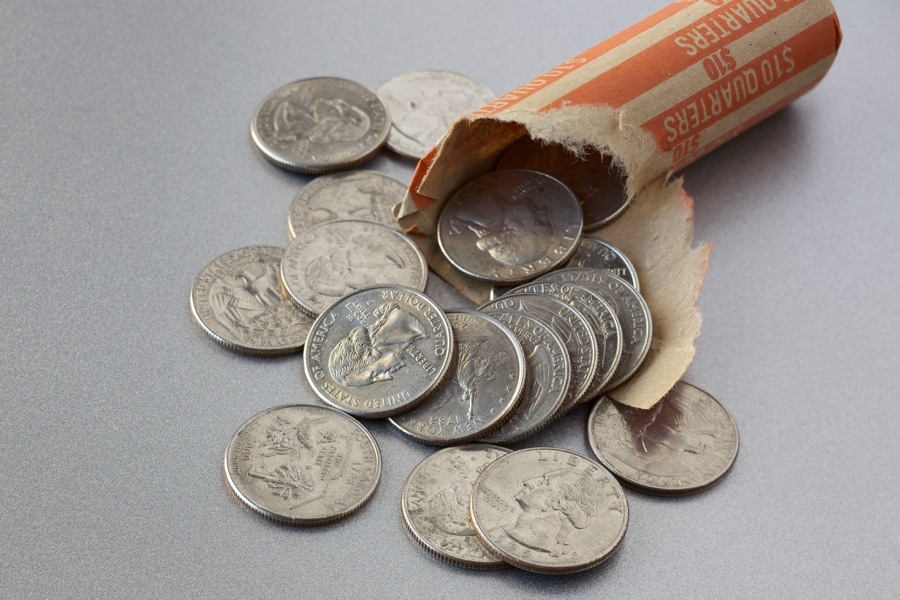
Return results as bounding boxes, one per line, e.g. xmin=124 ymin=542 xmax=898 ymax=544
xmin=497 ymin=137 xmax=630 ymax=229
xmin=437 ymin=170 xmax=583 ymax=285
xmin=536 ymin=269 xmax=651 ymax=389
xmin=250 ymin=77 xmax=391 ymax=174
xmin=478 ymin=311 xmax=571 ymax=444
xmin=481 ymin=294 xmax=597 ymax=419
xmin=563 ymin=235 xmax=639 ymax=291
xmin=401 ymin=444 xmax=510 ymax=569
xmin=377 ymin=70 xmax=494 ymax=161
xmin=224 ymin=404 xmax=381 ymax=525
xmin=389 ymin=310 xmax=526 ymax=445
xmin=281 ymin=219 xmax=428 ymax=317
xmin=288 ymin=170 xmax=406 ymax=238
xmin=303 ymin=286 xmax=454 ymax=419
xmin=588 ymin=382 xmax=739 ymax=496
xmin=469 ymin=447 xmax=628 ymax=574
xmin=190 ymin=246 xmax=313 ymax=355
xmin=506 ymin=281 xmax=622 ymax=401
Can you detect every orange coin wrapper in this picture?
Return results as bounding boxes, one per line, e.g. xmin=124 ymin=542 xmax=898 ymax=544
xmin=394 ymin=0 xmax=842 ymax=409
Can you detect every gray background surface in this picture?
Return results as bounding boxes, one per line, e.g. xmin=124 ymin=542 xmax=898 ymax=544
xmin=1 ymin=0 xmax=898 ymax=597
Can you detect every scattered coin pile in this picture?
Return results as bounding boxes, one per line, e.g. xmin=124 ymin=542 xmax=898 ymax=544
xmin=195 ymin=71 xmax=740 ymax=575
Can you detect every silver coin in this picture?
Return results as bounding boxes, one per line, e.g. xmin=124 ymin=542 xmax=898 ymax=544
xmin=250 ymin=77 xmax=391 ymax=174
xmin=564 ymin=235 xmax=639 ymax=291
xmin=497 ymin=137 xmax=630 ymax=230
xmin=281 ymin=219 xmax=428 ymax=317
xmin=588 ymin=382 xmax=739 ymax=496
xmin=536 ymin=269 xmax=651 ymax=390
xmin=303 ymin=286 xmax=454 ymax=419
xmin=389 ymin=310 xmax=526 ymax=445
xmin=190 ymin=246 xmax=314 ymax=355
xmin=437 ymin=170 xmax=583 ymax=285
xmin=469 ymin=447 xmax=628 ymax=574
xmin=377 ymin=70 xmax=495 ymax=161
xmin=506 ymin=281 xmax=622 ymax=401
xmin=480 ymin=294 xmax=596 ymax=420
xmin=288 ymin=170 xmax=406 ymax=238
xmin=401 ymin=444 xmax=510 ymax=570
xmin=478 ymin=311 xmax=570 ymax=445
xmin=224 ymin=404 xmax=381 ymax=525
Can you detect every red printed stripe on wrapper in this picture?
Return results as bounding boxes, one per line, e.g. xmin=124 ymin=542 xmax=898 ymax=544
xmin=470 ymin=0 xmax=699 ymax=117
xmin=644 ymin=15 xmax=837 ymax=152
xmin=541 ymin=0 xmax=811 ymax=113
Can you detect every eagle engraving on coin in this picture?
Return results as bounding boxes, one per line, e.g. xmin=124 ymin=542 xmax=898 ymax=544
xmin=207 ymin=259 xmax=292 ymax=339
xmin=272 ymin=97 xmax=370 ymax=149
xmin=191 ymin=246 xmax=312 ymax=355
xmin=328 ymin=300 xmax=426 ymax=387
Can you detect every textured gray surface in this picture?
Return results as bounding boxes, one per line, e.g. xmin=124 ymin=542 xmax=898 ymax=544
xmin=1 ymin=0 xmax=898 ymax=597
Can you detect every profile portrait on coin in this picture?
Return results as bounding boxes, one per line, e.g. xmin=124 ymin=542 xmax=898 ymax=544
xmin=273 ymin=97 xmax=371 ymax=148
xmin=449 ymin=190 xmax=553 ymax=267
xmin=502 ymin=468 xmax=606 ymax=558
xmin=305 ymin=243 xmax=409 ymax=298
xmin=207 ymin=259 xmax=302 ymax=339
xmin=392 ymin=87 xmax=476 ymax=149
xmin=328 ymin=301 xmax=426 ymax=387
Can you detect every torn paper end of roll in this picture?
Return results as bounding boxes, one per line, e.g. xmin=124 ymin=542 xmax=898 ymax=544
xmin=394 ymin=0 xmax=841 ymax=408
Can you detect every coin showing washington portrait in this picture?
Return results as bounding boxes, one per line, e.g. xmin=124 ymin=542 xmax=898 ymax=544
xmin=507 ymin=281 xmax=622 ymax=401
xmin=478 ymin=311 xmax=571 ymax=445
xmin=469 ymin=447 xmax=628 ymax=574
xmin=390 ymin=310 xmax=526 ymax=445
xmin=536 ymin=269 xmax=651 ymax=390
xmin=377 ymin=70 xmax=494 ymax=161
xmin=190 ymin=246 xmax=313 ymax=355
xmin=437 ymin=170 xmax=583 ymax=285
xmin=497 ymin=137 xmax=630 ymax=230
xmin=563 ymin=235 xmax=639 ymax=292
xmin=251 ymin=77 xmax=391 ymax=174
xmin=281 ymin=220 xmax=428 ymax=317
xmin=303 ymin=286 xmax=454 ymax=419
xmin=481 ymin=294 xmax=597 ymax=420
xmin=588 ymin=382 xmax=739 ymax=496
xmin=224 ymin=404 xmax=381 ymax=526
xmin=288 ymin=170 xmax=406 ymax=238
xmin=402 ymin=444 xmax=510 ymax=570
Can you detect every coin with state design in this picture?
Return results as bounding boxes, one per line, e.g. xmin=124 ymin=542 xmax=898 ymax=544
xmin=588 ymin=382 xmax=739 ymax=496
xmin=288 ymin=170 xmax=406 ymax=238
xmin=437 ymin=170 xmax=583 ymax=285
xmin=563 ymin=236 xmax=639 ymax=291
xmin=401 ymin=444 xmax=510 ymax=570
xmin=507 ymin=281 xmax=622 ymax=400
xmin=478 ymin=311 xmax=570 ymax=445
xmin=303 ymin=286 xmax=453 ymax=419
xmin=190 ymin=246 xmax=314 ymax=355
xmin=389 ymin=310 xmax=526 ymax=445
xmin=497 ymin=137 xmax=630 ymax=230
xmin=377 ymin=70 xmax=495 ymax=161
xmin=536 ymin=269 xmax=651 ymax=390
xmin=224 ymin=404 xmax=381 ymax=526
xmin=481 ymin=294 xmax=597 ymax=420
xmin=281 ymin=219 xmax=428 ymax=317
xmin=250 ymin=77 xmax=391 ymax=174
xmin=469 ymin=447 xmax=628 ymax=574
